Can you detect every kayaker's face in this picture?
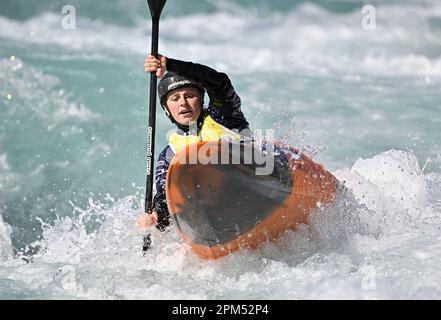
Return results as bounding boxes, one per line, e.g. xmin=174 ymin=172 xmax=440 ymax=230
xmin=165 ymin=86 xmax=202 ymax=125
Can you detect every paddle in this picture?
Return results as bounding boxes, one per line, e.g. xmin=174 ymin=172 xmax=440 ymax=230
xmin=142 ymin=0 xmax=167 ymax=253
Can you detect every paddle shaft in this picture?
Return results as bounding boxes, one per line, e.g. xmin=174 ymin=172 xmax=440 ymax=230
xmin=143 ymin=0 xmax=166 ymax=253
xmin=144 ymin=16 xmax=160 ymax=214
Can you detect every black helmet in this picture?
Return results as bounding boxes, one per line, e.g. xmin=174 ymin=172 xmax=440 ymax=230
xmin=158 ymin=72 xmax=205 ymax=107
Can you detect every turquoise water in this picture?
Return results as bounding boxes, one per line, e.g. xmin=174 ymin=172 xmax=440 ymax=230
xmin=1 ymin=0 xmax=441 ymax=299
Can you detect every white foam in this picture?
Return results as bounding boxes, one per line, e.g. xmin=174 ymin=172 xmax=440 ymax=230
xmin=2 ymin=3 xmax=441 ymax=77
xmin=334 ymin=150 xmax=432 ymax=237
xmin=351 ymin=150 xmax=427 ymax=209
xmin=0 ymin=58 xmax=100 ymax=127
xmin=363 ymin=54 xmax=441 ymax=77
xmin=0 ymin=214 xmax=13 ymax=261
xmin=1 ymin=151 xmax=440 ymax=299
xmin=0 ymin=13 xmax=144 ymax=53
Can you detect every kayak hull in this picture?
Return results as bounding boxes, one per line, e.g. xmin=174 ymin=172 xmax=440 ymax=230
xmin=165 ymin=140 xmax=338 ymax=259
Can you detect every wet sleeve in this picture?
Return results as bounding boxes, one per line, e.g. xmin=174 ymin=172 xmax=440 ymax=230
xmin=152 ymin=147 xmax=171 ymax=231
xmin=166 ymin=58 xmax=250 ymax=132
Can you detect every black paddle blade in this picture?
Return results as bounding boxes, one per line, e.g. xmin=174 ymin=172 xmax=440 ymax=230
xmin=147 ymin=0 xmax=167 ymax=19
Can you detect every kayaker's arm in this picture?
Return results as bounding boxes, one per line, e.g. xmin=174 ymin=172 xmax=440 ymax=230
xmin=166 ymin=58 xmax=250 ymax=132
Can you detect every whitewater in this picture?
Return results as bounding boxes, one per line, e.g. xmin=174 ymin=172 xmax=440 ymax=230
xmin=1 ymin=0 xmax=441 ymax=299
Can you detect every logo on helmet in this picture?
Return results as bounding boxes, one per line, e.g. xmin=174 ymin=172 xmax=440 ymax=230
xmin=168 ymin=80 xmax=192 ymax=91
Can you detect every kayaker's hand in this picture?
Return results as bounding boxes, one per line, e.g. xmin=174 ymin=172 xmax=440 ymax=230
xmin=137 ymin=210 xmax=158 ymax=230
xmin=144 ymin=54 xmax=167 ymax=78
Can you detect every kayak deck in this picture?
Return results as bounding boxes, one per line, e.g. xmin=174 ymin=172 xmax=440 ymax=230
xmin=166 ymin=140 xmax=337 ymax=259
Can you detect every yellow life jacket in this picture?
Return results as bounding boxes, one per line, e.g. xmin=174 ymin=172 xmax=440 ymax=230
xmin=168 ymin=115 xmax=241 ymax=154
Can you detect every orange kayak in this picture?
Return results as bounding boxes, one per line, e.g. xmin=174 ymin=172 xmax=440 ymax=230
xmin=166 ymin=140 xmax=339 ymax=259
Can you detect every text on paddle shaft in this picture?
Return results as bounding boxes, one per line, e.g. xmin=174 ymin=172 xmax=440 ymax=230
xmin=146 ymin=126 xmax=153 ymax=175
xmin=171 ymin=304 xmax=269 ymax=317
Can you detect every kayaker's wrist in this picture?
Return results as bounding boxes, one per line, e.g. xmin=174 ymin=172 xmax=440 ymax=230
xmin=137 ymin=210 xmax=158 ymax=230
